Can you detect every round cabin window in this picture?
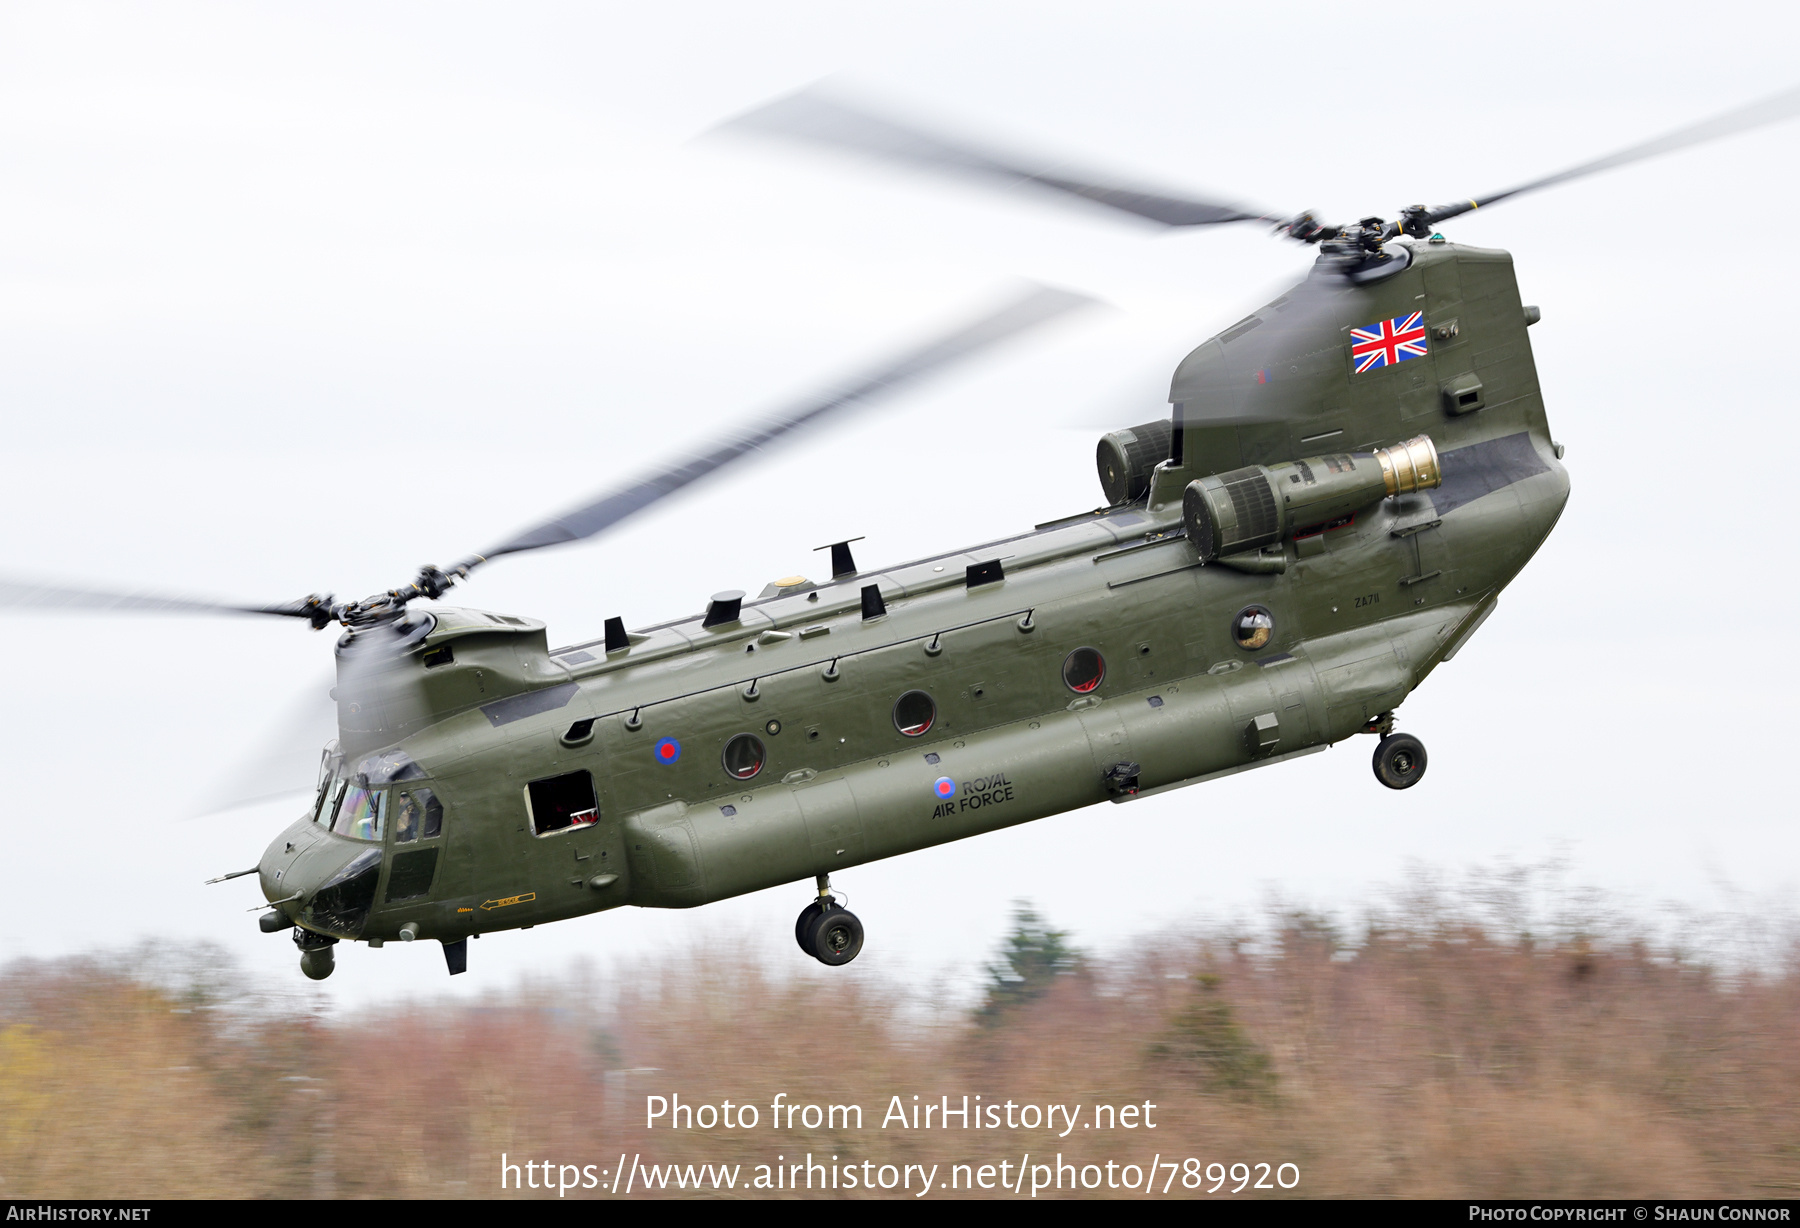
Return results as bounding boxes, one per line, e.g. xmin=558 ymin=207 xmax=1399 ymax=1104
xmin=893 ymin=690 xmax=936 ymax=737
xmin=1062 ymin=646 xmax=1106 ymax=693
xmin=722 ymin=733 xmax=766 ymax=781
xmin=1233 ymin=605 xmax=1275 ymax=651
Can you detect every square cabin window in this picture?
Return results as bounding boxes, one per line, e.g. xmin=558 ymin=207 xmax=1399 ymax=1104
xmin=527 ymin=770 xmax=599 ymax=836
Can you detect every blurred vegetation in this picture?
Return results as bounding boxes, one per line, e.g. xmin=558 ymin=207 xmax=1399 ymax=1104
xmin=1 ymin=883 xmax=1797 ymax=1199
xmin=1148 ymin=973 xmax=1278 ymax=1101
xmin=975 ymin=902 xmax=1084 ymax=1023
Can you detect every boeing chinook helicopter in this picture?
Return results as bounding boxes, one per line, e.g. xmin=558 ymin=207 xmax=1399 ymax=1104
xmin=9 ymin=83 xmax=1799 ymax=981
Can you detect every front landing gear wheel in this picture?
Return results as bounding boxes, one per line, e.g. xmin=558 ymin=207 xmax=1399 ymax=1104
xmin=810 ymin=908 xmax=864 ymax=966
xmin=1373 ymin=732 xmax=1428 ymax=790
xmin=299 ymin=947 xmax=335 ymax=980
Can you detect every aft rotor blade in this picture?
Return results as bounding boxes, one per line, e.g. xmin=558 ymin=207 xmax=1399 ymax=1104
xmin=1178 ymin=264 xmax=1360 ymax=429
xmin=0 ymin=575 xmax=326 ymax=622
xmin=466 ymin=283 xmax=1096 ymax=565
xmin=716 ymin=87 xmax=1274 ymax=229
xmin=1424 ymin=81 xmax=1800 ymax=226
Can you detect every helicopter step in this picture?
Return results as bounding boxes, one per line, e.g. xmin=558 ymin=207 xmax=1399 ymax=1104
xmin=794 ymin=874 xmax=864 ymax=966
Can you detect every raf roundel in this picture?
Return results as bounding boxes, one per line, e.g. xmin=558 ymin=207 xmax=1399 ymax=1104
xmin=933 ymin=777 xmax=956 ymax=800
xmin=653 ymin=737 xmax=682 ymax=765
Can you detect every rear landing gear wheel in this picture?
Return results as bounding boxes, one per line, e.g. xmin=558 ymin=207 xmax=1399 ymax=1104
xmin=795 ymin=901 xmax=826 ymax=953
xmin=810 ymin=908 xmax=864 ymax=966
xmin=1373 ymin=732 xmax=1428 ymax=790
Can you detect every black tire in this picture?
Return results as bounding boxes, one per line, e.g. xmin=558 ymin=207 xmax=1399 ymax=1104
xmin=1372 ymin=732 xmax=1428 ymax=790
xmin=795 ymin=900 xmax=827 ymax=953
xmin=810 ymin=908 xmax=864 ymax=966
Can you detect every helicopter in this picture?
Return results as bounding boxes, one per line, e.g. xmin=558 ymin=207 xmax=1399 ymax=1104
xmin=8 ymin=82 xmax=1799 ymax=981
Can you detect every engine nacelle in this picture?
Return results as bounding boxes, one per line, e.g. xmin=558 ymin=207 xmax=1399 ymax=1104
xmin=1096 ymin=419 xmax=1173 ymax=505
xmin=1182 ymin=435 xmax=1440 ymax=562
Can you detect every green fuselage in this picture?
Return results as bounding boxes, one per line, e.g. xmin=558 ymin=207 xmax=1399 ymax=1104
xmin=260 ymin=239 xmax=1569 ymax=951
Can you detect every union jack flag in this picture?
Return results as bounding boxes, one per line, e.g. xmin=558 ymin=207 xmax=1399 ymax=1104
xmin=1351 ymin=311 xmax=1428 ymax=374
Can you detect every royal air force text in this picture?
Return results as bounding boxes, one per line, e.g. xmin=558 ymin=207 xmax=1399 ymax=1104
xmin=934 ymin=773 xmax=1015 ymax=820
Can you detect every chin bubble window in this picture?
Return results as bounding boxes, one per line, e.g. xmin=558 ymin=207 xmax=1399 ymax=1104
xmin=893 ymin=690 xmax=937 ymax=737
xmin=1233 ymin=605 xmax=1275 ymax=651
xmin=1062 ymin=646 xmax=1106 ymax=693
xmin=722 ymin=733 xmax=767 ymax=781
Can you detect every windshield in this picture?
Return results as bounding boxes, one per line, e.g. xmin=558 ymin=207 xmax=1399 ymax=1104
xmin=332 ymin=781 xmax=386 ymax=841
xmin=313 ymin=746 xmax=423 ymax=840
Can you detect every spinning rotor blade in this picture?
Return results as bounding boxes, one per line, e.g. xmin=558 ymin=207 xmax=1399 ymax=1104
xmin=0 ymin=576 xmax=328 ymax=623
xmin=187 ymin=672 xmax=337 ymax=818
xmin=1182 ymin=268 xmax=1359 ymax=429
xmin=462 ymin=283 xmax=1096 ymax=567
xmin=1420 ymin=82 xmax=1800 ymax=227
xmin=2 ymin=286 xmax=1094 ymax=628
xmin=717 ymin=87 xmax=1274 ymax=229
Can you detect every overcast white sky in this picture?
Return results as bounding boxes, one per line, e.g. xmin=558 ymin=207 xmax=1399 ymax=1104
xmin=2 ymin=1 xmax=1797 ymax=1006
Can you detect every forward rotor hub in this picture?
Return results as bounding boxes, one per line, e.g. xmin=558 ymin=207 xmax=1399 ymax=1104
xmin=332 ymin=563 xmax=470 ymax=629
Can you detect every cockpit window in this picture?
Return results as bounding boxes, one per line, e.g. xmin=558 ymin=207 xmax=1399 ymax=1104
xmin=313 ymin=745 xmax=344 ymax=827
xmin=355 ymin=749 xmax=426 ymax=785
xmin=302 ymin=847 xmax=382 ymax=937
xmin=393 ymin=787 xmax=444 ymax=844
xmin=332 ymin=780 xmax=385 ymax=841
xmin=317 ymin=780 xmax=345 ymax=829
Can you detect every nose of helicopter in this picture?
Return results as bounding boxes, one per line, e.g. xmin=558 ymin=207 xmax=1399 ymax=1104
xmin=259 ymin=819 xmax=381 ymax=940
xmin=258 ymin=816 xmax=313 ymax=910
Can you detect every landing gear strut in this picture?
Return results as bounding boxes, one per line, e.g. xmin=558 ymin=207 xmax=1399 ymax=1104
xmin=794 ymin=874 xmax=864 ymax=966
xmin=1361 ymin=711 xmax=1397 ymax=738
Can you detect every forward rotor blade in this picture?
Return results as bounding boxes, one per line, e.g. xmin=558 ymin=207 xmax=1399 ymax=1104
xmin=186 ymin=672 xmax=337 ymax=819
xmin=1425 ymin=81 xmax=1800 ymax=226
xmin=0 ymin=575 xmax=324 ymax=622
xmin=716 ymin=87 xmax=1274 ymax=229
xmin=465 ymin=283 xmax=1096 ymax=566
